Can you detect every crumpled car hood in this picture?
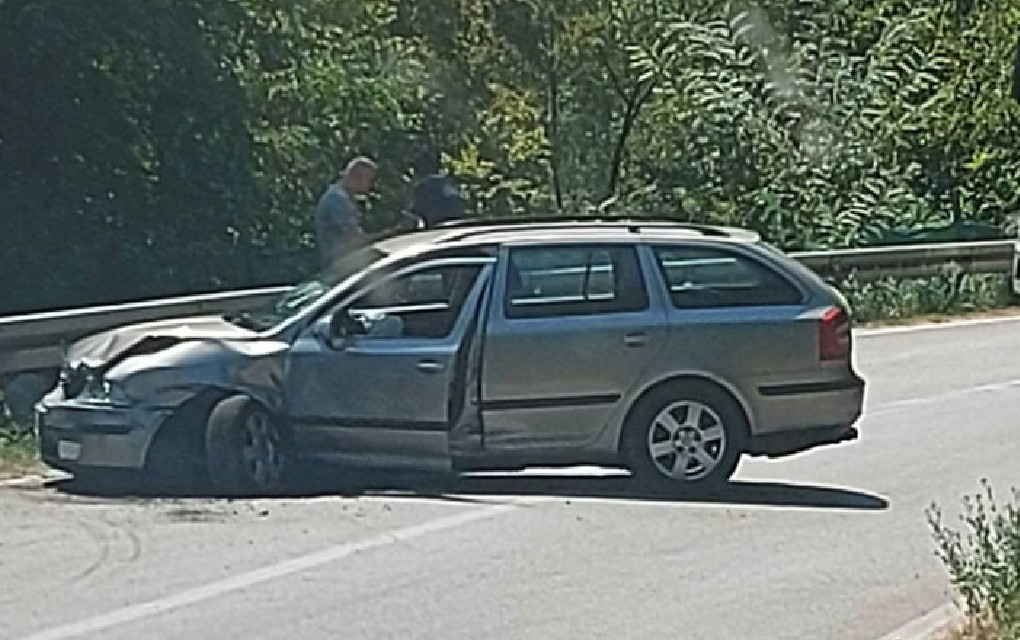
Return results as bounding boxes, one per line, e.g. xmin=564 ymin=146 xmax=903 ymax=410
xmin=67 ymin=315 xmax=256 ymax=370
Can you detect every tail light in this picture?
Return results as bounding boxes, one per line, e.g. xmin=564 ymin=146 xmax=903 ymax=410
xmin=819 ymin=306 xmax=851 ymax=361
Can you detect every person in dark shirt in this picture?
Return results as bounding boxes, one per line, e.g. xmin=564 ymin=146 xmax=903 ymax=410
xmin=409 ymin=151 xmax=467 ymax=229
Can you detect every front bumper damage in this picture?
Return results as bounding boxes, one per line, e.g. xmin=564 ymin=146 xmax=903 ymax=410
xmin=35 ymin=397 xmax=172 ymax=471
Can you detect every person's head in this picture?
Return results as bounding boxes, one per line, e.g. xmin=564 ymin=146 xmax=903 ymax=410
xmin=412 ymin=174 xmax=466 ymax=227
xmin=342 ymin=156 xmax=377 ymax=196
xmin=413 ymin=148 xmax=442 ymax=178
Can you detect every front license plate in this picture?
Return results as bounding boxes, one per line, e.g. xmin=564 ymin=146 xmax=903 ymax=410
xmin=57 ymin=440 xmax=82 ymax=461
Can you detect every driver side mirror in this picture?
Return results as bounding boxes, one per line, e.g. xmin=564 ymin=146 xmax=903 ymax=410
xmin=330 ymin=309 xmax=366 ymax=340
xmin=314 ymin=310 xmax=365 ymax=349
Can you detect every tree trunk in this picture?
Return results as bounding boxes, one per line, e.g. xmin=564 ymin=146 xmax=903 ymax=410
xmin=547 ymin=10 xmax=564 ymax=211
xmin=606 ymin=81 xmax=654 ymax=200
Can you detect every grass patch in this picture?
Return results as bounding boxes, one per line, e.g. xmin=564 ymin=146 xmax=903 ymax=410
xmin=928 ymin=481 xmax=1020 ymax=640
xmin=844 ymin=273 xmax=1014 ymax=325
xmin=858 ymin=306 xmax=1020 ymax=330
xmin=0 ymin=422 xmax=41 ymax=478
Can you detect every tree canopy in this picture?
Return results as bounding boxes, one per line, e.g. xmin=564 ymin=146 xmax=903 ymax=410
xmin=2 ymin=0 xmax=1018 ymax=314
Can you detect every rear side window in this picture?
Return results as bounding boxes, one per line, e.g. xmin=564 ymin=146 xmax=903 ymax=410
xmin=653 ymin=245 xmax=804 ymax=309
xmin=505 ymin=245 xmax=648 ymax=318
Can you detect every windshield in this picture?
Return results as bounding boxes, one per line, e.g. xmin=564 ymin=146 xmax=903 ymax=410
xmin=227 ymin=246 xmax=388 ymax=331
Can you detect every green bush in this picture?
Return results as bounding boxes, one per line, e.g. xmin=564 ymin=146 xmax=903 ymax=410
xmin=844 ymin=273 xmax=1013 ymax=324
xmin=0 ymin=422 xmax=40 ymax=476
xmin=928 ymin=481 xmax=1020 ymax=639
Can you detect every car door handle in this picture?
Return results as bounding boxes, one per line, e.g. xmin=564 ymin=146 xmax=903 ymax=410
xmin=623 ymin=332 xmax=649 ymax=347
xmin=416 ymin=360 xmax=446 ymax=374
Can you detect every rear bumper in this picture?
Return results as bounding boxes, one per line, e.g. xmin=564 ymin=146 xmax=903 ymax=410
xmin=747 ymin=424 xmax=859 ymax=458
xmin=751 ymin=372 xmax=865 ymax=437
xmin=746 ymin=370 xmax=864 ymax=457
xmin=35 ymin=399 xmax=170 ymax=471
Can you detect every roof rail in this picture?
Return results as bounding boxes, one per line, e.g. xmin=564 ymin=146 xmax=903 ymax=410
xmin=435 ymin=215 xmax=738 ymax=237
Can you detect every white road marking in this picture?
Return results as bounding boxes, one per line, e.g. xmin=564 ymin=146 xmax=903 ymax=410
xmin=866 ymin=378 xmax=1020 ymax=418
xmin=13 ymin=502 xmax=520 ymax=640
xmin=874 ymin=603 xmax=961 ymax=640
xmin=856 ymin=314 xmax=1020 ymax=337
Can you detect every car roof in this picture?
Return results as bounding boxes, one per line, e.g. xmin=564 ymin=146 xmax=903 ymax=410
xmin=375 ymin=217 xmax=761 ymax=255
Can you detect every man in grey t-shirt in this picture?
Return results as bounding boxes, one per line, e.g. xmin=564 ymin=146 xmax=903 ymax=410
xmin=315 ymin=156 xmax=377 ymax=269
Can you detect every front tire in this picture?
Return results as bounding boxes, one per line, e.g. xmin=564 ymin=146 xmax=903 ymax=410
xmin=205 ymin=396 xmax=288 ymax=497
xmin=622 ymin=382 xmax=746 ymax=493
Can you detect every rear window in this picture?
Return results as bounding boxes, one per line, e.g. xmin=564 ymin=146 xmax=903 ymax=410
xmin=652 ymin=245 xmax=804 ymax=309
xmin=505 ymin=245 xmax=648 ymax=318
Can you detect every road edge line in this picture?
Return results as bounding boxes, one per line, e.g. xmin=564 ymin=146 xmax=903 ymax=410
xmin=874 ymin=603 xmax=963 ymax=640
xmin=857 ymin=313 xmax=1020 ymax=337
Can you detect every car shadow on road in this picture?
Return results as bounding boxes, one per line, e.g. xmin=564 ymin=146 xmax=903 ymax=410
xmin=49 ymin=468 xmax=889 ymax=512
xmin=316 ymin=472 xmax=889 ymax=511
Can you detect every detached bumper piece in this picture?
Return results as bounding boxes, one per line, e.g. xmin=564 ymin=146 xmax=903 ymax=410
xmin=748 ymin=425 xmax=859 ymax=458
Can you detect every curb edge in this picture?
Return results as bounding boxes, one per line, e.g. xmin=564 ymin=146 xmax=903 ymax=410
xmin=875 ymin=603 xmax=964 ymax=640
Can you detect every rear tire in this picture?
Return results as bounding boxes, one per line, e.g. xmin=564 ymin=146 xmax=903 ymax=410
xmin=622 ymin=381 xmax=746 ymax=493
xmin=205 ymin=395 xmax=288 ymax=497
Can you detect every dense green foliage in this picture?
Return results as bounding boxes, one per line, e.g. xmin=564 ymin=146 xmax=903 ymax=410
xmin=2 ymin=0 xmax=1019 ymax=314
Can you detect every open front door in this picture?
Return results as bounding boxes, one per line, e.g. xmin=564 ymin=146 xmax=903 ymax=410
xmin=285 ymin=257 xmax=494 ymax=472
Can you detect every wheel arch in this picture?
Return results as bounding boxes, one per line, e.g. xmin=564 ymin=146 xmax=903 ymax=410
xmin=616 ymin=373 xmax=755 ymax=454
xmin=145 ymin=387 xmax=287 ymax=473
xmin=144 ymin=388 xmax=232 ymax=472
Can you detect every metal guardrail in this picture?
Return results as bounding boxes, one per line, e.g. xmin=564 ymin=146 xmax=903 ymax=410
xmin=0 ymin=240 xmax=1016 ymax=378
xmin=789 ymin=240 xmax=1016 ymax=282
xmin=0 ymin=287 xmax=289 ymax=375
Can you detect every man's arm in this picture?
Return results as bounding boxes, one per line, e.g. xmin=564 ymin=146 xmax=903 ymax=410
xmin=356 ymin=212 xmax=424 ymax=244
xmin=319 ymin=189 xmax=420 ymax=251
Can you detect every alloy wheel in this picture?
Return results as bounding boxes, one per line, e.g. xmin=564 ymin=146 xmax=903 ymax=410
xmin=646 ymin=400 xmax=727 ymax=481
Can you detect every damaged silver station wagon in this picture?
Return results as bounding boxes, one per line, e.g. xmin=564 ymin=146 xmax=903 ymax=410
xmin=36 ymin=218 xmax=865 ymax=494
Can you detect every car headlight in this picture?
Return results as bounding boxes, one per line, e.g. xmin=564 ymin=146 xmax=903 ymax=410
xmin=79 ymin=374 xmax=129 ymax=405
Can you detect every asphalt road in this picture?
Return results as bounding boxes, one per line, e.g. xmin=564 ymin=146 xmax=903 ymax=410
xmin=2 ymin=317 xmax=1019 ymax=640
